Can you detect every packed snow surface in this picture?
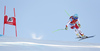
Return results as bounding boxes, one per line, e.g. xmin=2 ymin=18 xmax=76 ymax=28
xmin=0 ymin=36 xmax=100 ymax=51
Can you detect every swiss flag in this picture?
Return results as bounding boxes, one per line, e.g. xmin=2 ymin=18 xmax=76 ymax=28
xmin=4 ymin=15 xmax=16 ymax=26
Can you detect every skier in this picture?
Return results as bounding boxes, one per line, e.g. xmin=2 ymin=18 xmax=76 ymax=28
xmin=65 ymin=14 xmax=87 ymax=38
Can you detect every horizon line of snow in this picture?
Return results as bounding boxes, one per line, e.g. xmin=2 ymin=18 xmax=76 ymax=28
xmin=0 ymin=42 xmax=100 ymax=48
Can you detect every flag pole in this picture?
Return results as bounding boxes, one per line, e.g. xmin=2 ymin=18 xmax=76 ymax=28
xmin=14 ymin=8 xmax=17 ymax=37
xmin=15 ymin=26 xmax=17 ymax=37
xmin=14 ymin=8 xmax=15 ymax=17
xmin=3 ymin=6 xmax=6 ymax=35
xmin=4 ymin=6 xmax=6 ymax=15
xmin=3 ymin=24 xmax=5 ymax=35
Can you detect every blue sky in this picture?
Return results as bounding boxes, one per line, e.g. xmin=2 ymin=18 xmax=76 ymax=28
xmin=0 ymin=0 xmax=100 ymax=43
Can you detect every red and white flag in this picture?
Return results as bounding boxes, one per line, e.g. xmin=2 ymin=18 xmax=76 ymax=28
xmin=3 ymin=6 xmax=17 ymax=37
xmin=4 ymin=15 xmax=16 ymax=26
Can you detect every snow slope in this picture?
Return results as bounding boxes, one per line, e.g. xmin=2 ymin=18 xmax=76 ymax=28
xmin=0 ymin=35 xmax=100 ymax=51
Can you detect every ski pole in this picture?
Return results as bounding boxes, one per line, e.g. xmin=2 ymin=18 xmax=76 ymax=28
xmin=52 ymin=29 xmax=65 ymax=33
xmin=65 ymin=10 xmax=70 ymax=17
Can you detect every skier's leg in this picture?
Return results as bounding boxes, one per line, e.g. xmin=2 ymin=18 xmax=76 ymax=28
xmin=75 ymin=29 xmax=81 ymax=38
xmin=77 ymin=29 xmax=88 ymax=38
xmin=75 ymin=24 xmax=84 ymax=36
xmin=75 ymin=24 xmax=88 ymax=38
xmin=77 ymin=29 xmax=84 ymax=36
xmin=70 ymin=24 xmax=81 ymax=38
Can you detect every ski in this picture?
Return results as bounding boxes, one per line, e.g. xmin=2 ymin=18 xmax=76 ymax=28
xmin=78 ymin=35 xmax=95 ymax=41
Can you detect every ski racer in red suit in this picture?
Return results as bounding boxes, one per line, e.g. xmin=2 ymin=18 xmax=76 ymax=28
xmin=65 ymin=14 xmax=87 ymax=38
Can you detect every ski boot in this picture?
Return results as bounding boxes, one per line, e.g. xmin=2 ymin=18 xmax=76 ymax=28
xmin=76 ymin=34 xmax=81 ymax=38
xmin=81 ymin=34 xmax=88 ymax=39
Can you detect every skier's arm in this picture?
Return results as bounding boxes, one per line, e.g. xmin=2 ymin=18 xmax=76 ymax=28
xmin=78 ymin=19 xmax=81 ymax=27
xmin=78 ymin=19 xmax=80 ymax=24
xmin=65 ymin=20 xmax=71 ymax=30
xmin=66 ymin=20 xmax=71 ymax=26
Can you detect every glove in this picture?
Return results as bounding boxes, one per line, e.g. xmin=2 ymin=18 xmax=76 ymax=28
xmin=78 ymin=24 xmax=81 ymax=28
xmin=65 ymin=25 xmax=68 ymax=30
